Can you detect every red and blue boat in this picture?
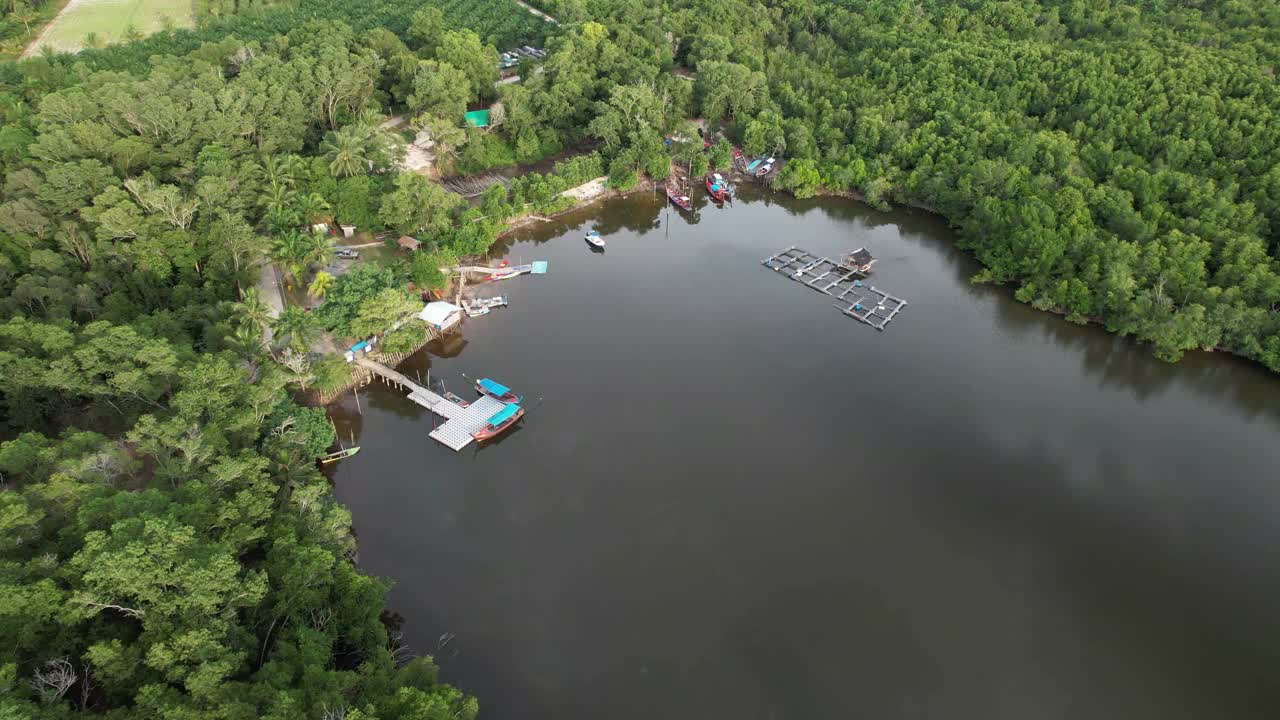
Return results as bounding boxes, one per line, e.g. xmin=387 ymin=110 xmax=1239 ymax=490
xmin=706 ymin=173 xmax=730 ymax=202
xmin=475 ymin=377 xmax=522 ymax=403
xmin=472 ymin=402 xmax=524 ymax=442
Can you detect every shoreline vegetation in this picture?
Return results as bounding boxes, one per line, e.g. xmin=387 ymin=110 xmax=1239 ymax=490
xmin=1 ymin=0 xmax=1279 ymax=718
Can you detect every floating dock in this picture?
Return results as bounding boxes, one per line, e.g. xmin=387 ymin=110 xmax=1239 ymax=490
xmin=356 ymin=357 xmax=509 ymax=451
xmin=762 ymin=246 xmax=908 ymax=330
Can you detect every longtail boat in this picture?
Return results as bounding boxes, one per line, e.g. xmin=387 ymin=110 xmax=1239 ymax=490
xmin=472 ymin=403 xmax=524 ymax=442
xmin=755 ymin=158 xmax=776 ymax=177
xmin=732 ymin=146 xmax=746 ymax=170
xmin=706 ymin=173 xmax=730 ymax=202
xmin=666 ymin=186 xmax=692 ymax=211
xmin=443 ymin=391 xmax=470 ymax=408
xmin=319 ymin=446 xmax=360 ymax=464
xmin=475 ymin=377 xmax=522 ymax=403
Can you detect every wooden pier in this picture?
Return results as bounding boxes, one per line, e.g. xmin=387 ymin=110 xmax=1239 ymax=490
xmin=762 ymin=246 xmax=908 ymax=330
xmin=355 ymin=357 xmax=508 ymax=451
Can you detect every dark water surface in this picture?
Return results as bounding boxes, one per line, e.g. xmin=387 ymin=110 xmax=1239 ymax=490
xmin=328 ymin=186 xmax=1280 ymax=720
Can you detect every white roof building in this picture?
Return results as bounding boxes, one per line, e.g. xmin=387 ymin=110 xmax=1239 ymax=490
xmin=418 ymin=301 xmax=462 ymax=331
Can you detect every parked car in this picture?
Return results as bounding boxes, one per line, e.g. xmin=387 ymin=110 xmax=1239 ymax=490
xmin=335 ymin=248 xmax=359 ymax=259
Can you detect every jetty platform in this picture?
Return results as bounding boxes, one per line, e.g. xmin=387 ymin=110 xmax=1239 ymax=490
xmin=355 ymin=357 xmax=507 ymax=451
xmin=762 ymin=246 xmax=907 ymax=330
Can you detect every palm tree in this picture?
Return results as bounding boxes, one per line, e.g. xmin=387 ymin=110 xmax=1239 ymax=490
xmin=257 ymin=154 xmax=304 ymax=190
xmin=265 ymin=205 xmax=302 ymax=236
xmin=226 ymin=324 xmax=267 ymax=361
xmin=296 ymin=192 xmax=331 ymax=227
xmin=308 ymin=271 xmax=335 ymax=302
xmin=272 ymin=306 xmax=318 ymax=354
xmin=271 ymin=231 xmax=310 ymax=287
xmin=323 ymin=126 xmax=370 ymax=178
xmin=235 ymin=288 xmax=274 ymax=333
xmin=303 ymin=231 xmax=334 ymax=270
xmin=263 ymin=179 xmax=296 ymax=214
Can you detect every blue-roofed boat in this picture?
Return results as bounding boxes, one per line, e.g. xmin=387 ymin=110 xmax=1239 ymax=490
xmin=472 ymin=403 xmax=524 ymax=441
xmin=705 ymin=173 xmax=730 ymax=202
xmin=475 ymin=377 xmax=522 ymax=403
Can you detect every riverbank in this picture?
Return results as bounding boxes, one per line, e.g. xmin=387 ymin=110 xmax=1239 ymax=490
xmin=750 ymin=167 xmax=1270 ymax=372
xmin=499 ymin=175 xmax=655 ymax=238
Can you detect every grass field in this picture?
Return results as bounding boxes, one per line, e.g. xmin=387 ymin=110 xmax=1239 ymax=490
xmin=25 ymin=0 xmax=193 ymax=55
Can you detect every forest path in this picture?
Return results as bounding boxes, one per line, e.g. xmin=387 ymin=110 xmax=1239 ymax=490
xmin=21 ymin=0 xmax=88 ymax=58
xmin=514 ymin=0 xmax=558 ymax=25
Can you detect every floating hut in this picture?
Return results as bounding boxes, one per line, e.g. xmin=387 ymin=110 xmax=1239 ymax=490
xmin=841 ymin=248 xmax=877 ymax=274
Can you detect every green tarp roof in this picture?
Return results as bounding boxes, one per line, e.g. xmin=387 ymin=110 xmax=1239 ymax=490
xmin=464 ymin=109 xmax=490 ymax=128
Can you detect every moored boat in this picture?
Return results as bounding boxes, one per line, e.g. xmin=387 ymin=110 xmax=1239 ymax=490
xmin=443 ymin=391 xmax=470 ymax=408
xmin=472 ymin=403 xmax=524 ymax=442
xmin=755 ymin=158 xmax=776 ymax=177
xmin=706 ymin=173 xmax=730 ymax=202
xmin=463 ymin=295 xmax=508 ymax=317
xmin=585 ymin=230 xmax=605 ymax=248
xmin=475 ymin=377 xmax=522 ymax=403
xmin=666 ymin=186 xmax=692 ymax=211
xmin=319 ymin=446 xmax=360 ymax=464
xmin=732 ymin=146 xmax=746 ymax=170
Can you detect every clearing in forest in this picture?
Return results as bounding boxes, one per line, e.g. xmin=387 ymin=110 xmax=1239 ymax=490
xmin=23 ymin=0 xmax=193 ymax=56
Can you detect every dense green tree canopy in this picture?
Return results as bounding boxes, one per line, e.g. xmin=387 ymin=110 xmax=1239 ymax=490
xmin=3 ymin=0 xmax=1280 ymax=716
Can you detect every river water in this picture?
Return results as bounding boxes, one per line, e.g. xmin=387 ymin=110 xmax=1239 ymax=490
xmin=328 ymin=186 xmax=1280 ymax=720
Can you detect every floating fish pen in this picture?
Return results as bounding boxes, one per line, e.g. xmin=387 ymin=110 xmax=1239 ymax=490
xmin=761 ymin=246 xmax=908 ymax=330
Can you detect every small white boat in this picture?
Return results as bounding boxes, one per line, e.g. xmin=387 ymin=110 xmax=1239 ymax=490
xmin=463 ymin=295 xmax=508 ymax=317
xmin=585 ymin=231 xmax=605 ymax=248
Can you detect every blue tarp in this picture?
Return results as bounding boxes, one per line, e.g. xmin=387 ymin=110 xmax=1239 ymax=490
xmin=487 ymin=403 xmax=521 ymax=427
xmin=531 ymin=261 xmax=548 ymax=274
xmin=478 ymin=378 xmax=511 ymax=396
xmin=745 ymin=158 xmax=762 ymax=172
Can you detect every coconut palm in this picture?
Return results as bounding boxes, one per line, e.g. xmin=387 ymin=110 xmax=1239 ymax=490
xmin=271 ymin=231 xmax=310 ymax=286
xmin=235 ymin=288 xmax=274 ymax=333
xmin=304 ymin=231 xmax=335 ymax=269
xmin=257 ymin=154 xmax=305 ymax=190
xmin=263 ymin=179 xmax=296 ymax=214
xmin=265 ymin=205 xmax=302 ymax=236
xmin=307 ymin=271 xmax=335 ymax=302
xmin=272 ymin=306 xmax=319 ymax=354
xmin=296 ymin=192 xmax=331 ymax=227
xmin=322 ymin=126 xmax=371 ymax=178
xmin=226 ymin=324 xmax=268 ymax=361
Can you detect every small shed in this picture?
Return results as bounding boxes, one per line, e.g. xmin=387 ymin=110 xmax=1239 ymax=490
xmin=464 ymin=109 xmax=490 ymax=128
xmin=398 ymin=236 xmax=422 ymax=252
xmin=418 ymin=301 xmax=463 ymax=332
xmin=841 ymin=247 xmax=877 ymax=274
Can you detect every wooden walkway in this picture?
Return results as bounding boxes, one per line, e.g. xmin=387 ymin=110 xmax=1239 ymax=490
xmin=762 ymin=246 xmax=908 ymax=330
xmin=355 ymin=357 xmax=507 ymax=451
